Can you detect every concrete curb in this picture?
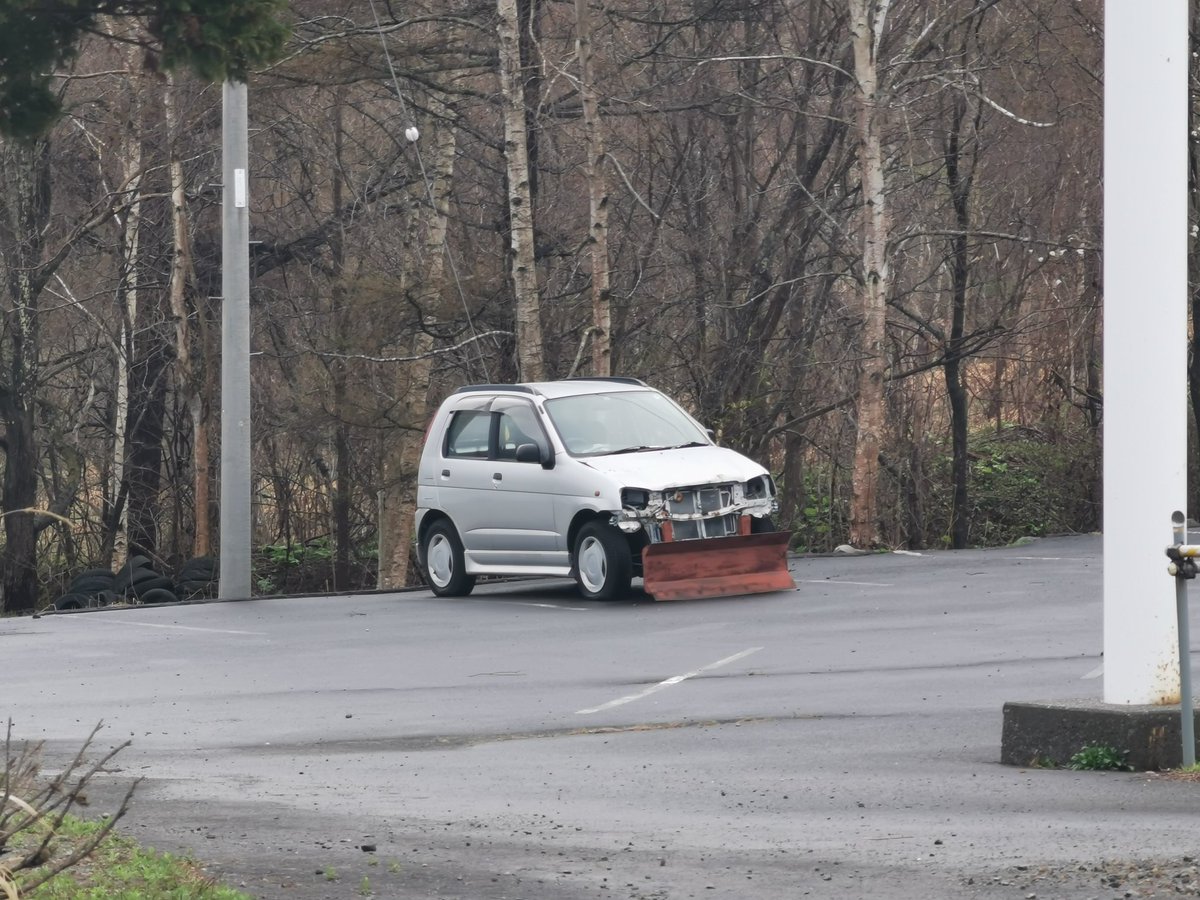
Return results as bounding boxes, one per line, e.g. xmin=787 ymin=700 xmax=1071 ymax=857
xmin=1002 ymin=699 xmax=1200 ymax=770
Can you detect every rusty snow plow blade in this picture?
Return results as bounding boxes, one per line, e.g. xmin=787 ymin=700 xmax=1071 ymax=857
xmin=641 ymin=531 xmax=795 ymax=601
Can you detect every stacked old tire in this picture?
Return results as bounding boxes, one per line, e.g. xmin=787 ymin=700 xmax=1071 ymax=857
xmin=54 ymin=568 xmax=118 ymax=611
xmin=53 ymin=556 xmax=218 ymax=610
xmin=115 ymin=555 xmax=177 ymax=605
xmin=174 ymin=556 xmax=218 ymax=600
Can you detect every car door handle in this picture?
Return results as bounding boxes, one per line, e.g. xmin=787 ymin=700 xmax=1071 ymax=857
xmin=441 ymin=469 xmax=450 ymax=478
xmin=492 ymin=472 xmax=503 ymax=481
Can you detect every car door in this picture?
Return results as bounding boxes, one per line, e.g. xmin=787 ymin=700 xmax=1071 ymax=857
xmin=483 ymin=398 xmax=568 ymax=572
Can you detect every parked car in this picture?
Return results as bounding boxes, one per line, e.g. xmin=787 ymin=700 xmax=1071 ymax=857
xmin=414 ymin=378 xmax=793 ymax=601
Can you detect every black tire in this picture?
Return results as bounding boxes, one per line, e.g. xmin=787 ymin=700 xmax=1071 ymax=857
xmin=177 ymin=556 xmax=217 ymax=580
xmin=750 ymin=515 xmax=778 ymax=534
xmin=175 ymin=578 xmax=215 ymax=592
xmin=573 ymin=520 xmax=632 ymax=601
xmin=54 ymin=592 xmax=89 ymax=611
xmin=123 ymin=555 xmax=153 ymax=571
xmin=73 ymin=567 xmax=116 ymax=581
xmin=129 ymin=566 xmax=164 ymax=584
xmin=176 ymin=569 xmax=216 ymax=586
xmin=175 ymin=580 xmax=215 ymax=599
xmin=421 ymin=519 xmax=476 ymax=597
xmin=138 ymin=588 xmax=178 ymax=605
xmin=114 ymin=565 xmax=154 ymax=592
xmin=69 ymin=573 xmax=116 ymax=594
xmin=128 ymin=575 xmax=174 ymax=598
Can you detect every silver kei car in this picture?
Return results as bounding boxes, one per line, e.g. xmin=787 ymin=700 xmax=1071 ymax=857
xmin=414 ymin=378 xmax=791 ymax=601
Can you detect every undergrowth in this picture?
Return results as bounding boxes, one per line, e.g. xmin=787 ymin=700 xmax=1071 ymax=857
xmin=1 ymin=721 xmax=249 ymax=899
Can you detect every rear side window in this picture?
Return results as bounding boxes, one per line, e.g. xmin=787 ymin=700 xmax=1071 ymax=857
xmin=445 ymin=411 xmax=491 ymax=458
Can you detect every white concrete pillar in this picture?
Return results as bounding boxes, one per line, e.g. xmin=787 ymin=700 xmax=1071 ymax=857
xmin=1102 ymin=0 xmax=1188 ymax=704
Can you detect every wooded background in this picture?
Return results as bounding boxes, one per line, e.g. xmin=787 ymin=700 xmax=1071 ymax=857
xmin=0 ymin=0 xmax=1172 ymax=613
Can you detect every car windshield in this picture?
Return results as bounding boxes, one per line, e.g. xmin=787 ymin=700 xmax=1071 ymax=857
xmin=545 ymin=390 xmax=710 ymax=457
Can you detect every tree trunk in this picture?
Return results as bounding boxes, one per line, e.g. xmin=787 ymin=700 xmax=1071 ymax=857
xmin=333 ymin=417 xmax=352 ymax=590
xmin=847 ymin=0 xmax=889 ymax=548
xmin=498 ymin=0 xmax=545 ymax=382
xmin=165 ymin=75 xmax=212 ymax=559
xmin=107 ymin=87 xmax=145 ymax=568
xmin=575 ymin=0 xmax=611 ymax=377
xmin=778 ymin=427 xmax=805 ymax=534
xmin=123 ymin=100 xmax=168 ymax=565
xmin=944 ymin=91 xmax=972 ymax=550
xmin=379 ymin=101 xmax=460 ymax=589
xmin=1 ymin=394 xmax=38 ymax=614
xmin=329 ymin=91 xmax=353 ymax=592
xmin=0 ymin=140 xmax=49 ymax=614
xmin=124 ymin=331 xmax=169 ymax=560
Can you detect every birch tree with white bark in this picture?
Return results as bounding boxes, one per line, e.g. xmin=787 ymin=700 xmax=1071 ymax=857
xmin=847 ymin=0 xmax=890 ymax=547
xmin=497 ymin=0 xmax=545 ymax=382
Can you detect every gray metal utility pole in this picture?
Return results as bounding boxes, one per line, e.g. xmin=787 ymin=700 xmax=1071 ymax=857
xmin=219 ymin=80 xmax=252 ymax=599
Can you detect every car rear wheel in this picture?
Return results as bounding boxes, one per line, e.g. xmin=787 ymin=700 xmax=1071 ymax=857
xmin=574 ymin=521 xmax=632 ymax=601
xmin=422 ymin=520 xmax=476 ymax=597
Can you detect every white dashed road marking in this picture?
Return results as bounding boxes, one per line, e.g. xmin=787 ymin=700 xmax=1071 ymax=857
xmin=796 ymin=580 xmax=893 ymax=587
xmin=1008 ymin=557 xmax=1092 ymax=562
xmin=576 ymin=646 xmax=763 ymax=715
xmin=56 ymin=618 xmax=266 ymax=636
xmin=507 ymin=602 xmax=589 ymax=611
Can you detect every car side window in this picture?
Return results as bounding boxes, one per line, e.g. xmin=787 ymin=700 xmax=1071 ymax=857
xmin=493 ymin=401 xmax=546 ymax=462
xmin=445 ymin=411 xmax=491 ymax=458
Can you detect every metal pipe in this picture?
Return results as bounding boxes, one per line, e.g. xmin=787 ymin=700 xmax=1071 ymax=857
xmin=1171 ymin=511 xmax=1196 ymax=767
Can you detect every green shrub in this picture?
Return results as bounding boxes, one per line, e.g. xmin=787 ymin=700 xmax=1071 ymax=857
xmin=926 ymin=425 xmax=1099 ymax=548
xmin=778 ymin=465 xmax=846 ymax=553
xmin=1069 ymin=743 xmax=1133 ymax=771
xmin=253 ymin=537 xmax=377 ymax=595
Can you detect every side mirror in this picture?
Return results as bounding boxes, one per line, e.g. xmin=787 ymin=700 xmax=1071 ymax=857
xmin=516 ymin=444 xmax=552 ymax=472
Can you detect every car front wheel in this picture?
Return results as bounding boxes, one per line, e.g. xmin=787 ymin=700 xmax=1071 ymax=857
xmin=422 ymin=520 xmax=476 ymax=597
xmin=574 ymin=521 xmax=632 ymax=601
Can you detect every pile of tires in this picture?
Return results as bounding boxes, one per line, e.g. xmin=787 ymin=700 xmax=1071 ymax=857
xmin=174 ymin=556 xmax=218 ymax=600
xmin=115 ymin=555 xmax=177 ymax=605
xmin=53 ymin=568 xmax=118 ymax=611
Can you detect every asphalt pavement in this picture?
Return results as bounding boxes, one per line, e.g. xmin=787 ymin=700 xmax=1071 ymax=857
xmin=4 ymin=533 xmax=1199 ymax=899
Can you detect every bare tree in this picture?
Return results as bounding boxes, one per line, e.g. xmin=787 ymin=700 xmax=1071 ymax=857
xmin=165 ymin=73 xmax=213 ymax=559
xmin=379 ymin=100 xmax=461 ymax=589
xmin=498 ymin=0 xmax=545 ymax=381
xmin=847 ymin=0 xmax=889 ymax=547
xmin=0 ymin=139 xmax=52 ymax=613
xmin=574 ymin=0 xmax=611 ymax=376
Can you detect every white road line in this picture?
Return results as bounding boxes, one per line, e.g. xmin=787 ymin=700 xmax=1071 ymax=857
xmin=507 ymin=602 xmax=589 ymax=611
xmin=1082 ymin=663 xmax=1104 ymax=680
xmin=796 ymin=579 xmax=893 ymax=587
xmin=1008 ymin=557 xmax=1092 ymax=562
xmin=575 ymin=646 xmax=763 ymax=715
xmin=57 ymin=618 xmax=266 ymax=636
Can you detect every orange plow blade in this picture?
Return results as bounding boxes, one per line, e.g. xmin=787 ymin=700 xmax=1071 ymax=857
xmin=641 ymin=531 xmax=795 ymax=601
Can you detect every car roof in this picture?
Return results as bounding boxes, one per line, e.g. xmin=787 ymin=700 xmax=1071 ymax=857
xmin=452 ymin=377 xmax=651 ymax=401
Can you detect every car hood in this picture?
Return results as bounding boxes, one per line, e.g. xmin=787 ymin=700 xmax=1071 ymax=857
xmin=579 ymin=445 xmax=767 ymax=489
